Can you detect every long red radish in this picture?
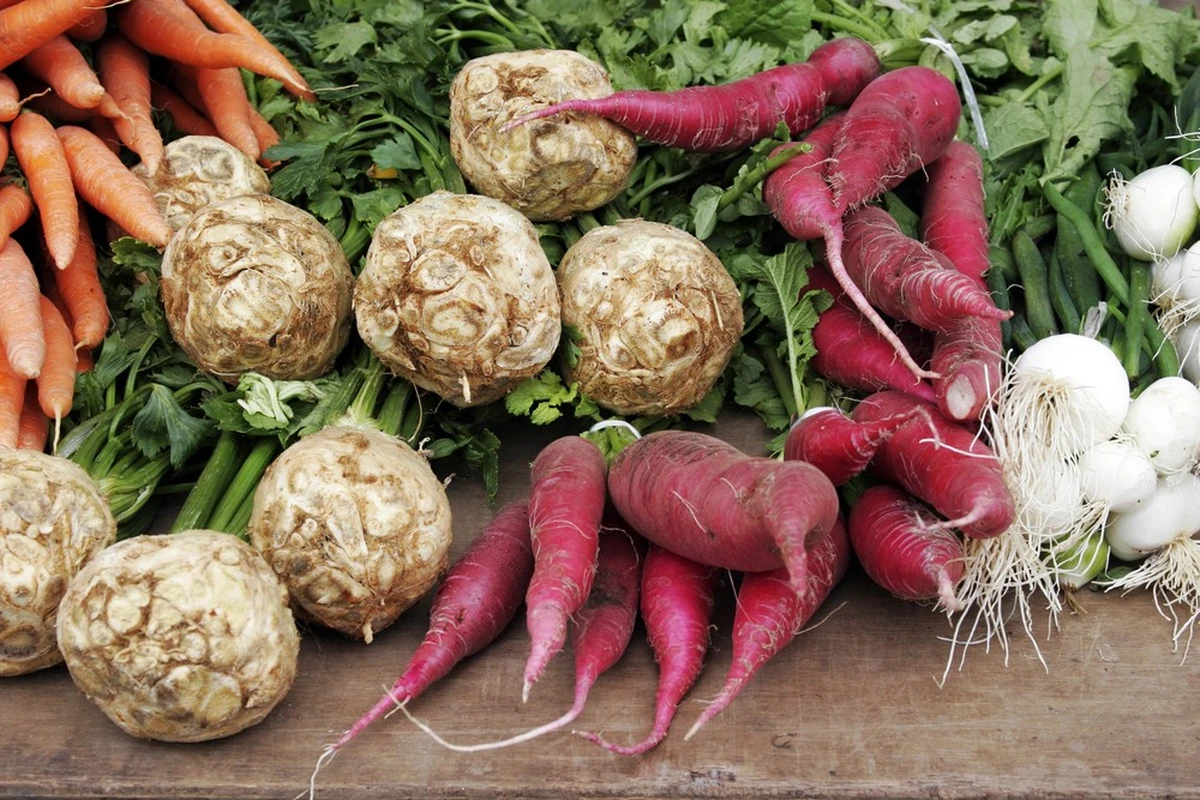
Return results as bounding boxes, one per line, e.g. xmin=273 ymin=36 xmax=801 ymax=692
xmin=784 ymin=405 xmax=919 ymax=485
xmin=607 ymin=430 xmax=839 ymax=595
xmin=803 ymin=264 xmax=938 ymax=402
xmin=920 ymin=140 xmax=989 ymax=291
xmin=684 ymin=514 xmax=851 ymax=741
xmin=848 ymin=482 xmax=964 ymax=610
xmin=804 ymin=36 xmax=881 ymax=105
xmin=325 ymin=501 xmax=535 ymax=755
xmin=506 ymin=37 xmax=878 ymax=152
xmin=763 ymin=111 xmax=845 ymax=242
xmin=766 ymin=65 xmax=963 ymax=381
xmin=852 ymin=390 xmax=1015 ymax=539
xmin=400 ymin=516 xmax=645 ymax=753
xmin=522 ymin=435 xmax=608 ymax=701
xmin=841 ymin=206 xmax=1011 ymax=332
xmin=578 ymin=544 xmax=719 ymax=754
xmin=929 ymin=315 xmax=1003 ymax=423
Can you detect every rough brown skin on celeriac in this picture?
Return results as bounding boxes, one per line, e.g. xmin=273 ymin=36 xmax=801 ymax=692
xmin=55 ymin=530 xmax=298 ymax=742
xmin=449 ymin=49 xmax=637 ymax=221
xmin=0 ymin=450 xmax=115 ymax=677
xmin=557 ymin=220 xmax=743 ymax=416
xmin=160 ymin=193 xmax=354 ymax=384
xmin=248 ymin=426 xmax=453 ymax=643
xmin=131 ymin=134 xmax=270 ymax=234
xmin=355 ymin=191 xmax=560 ymax=407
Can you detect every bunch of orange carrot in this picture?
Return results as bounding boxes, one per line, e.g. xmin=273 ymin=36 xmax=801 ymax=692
xmin=0 ymin=0 xmax=313 ymax=451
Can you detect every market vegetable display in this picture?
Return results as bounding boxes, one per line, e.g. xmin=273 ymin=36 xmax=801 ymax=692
xmin=7 ymin=0 xmax=1200 ymax=785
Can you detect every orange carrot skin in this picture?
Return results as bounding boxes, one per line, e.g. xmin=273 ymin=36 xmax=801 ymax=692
xmin=56 ymin=125 xmax=172 ymax=247
xmin=523 ymin=435 xmax=608 ymax=696
xmin=685 ymin=514 xmax=851 ymax=739
xmin=117 ymin=0 xmax=312 ymax=98
xmin=34 ymin=294 xmax=76 ymax=420
xmin=0 ymin=238 xmax=45 ymax=379
xmin=848 ymin=483 xmax=964 ymax=607
xmin=0 ymin=182 xmax=33 ymax=247
xmin=607 ymin=430 xmax=840 ymax=594
xmin=16 ymin=382 xmax=48 ymax=450
xmin=150 ymin=81 xmax=218 ymax=137
xmin=11 ymin=110 xmax=79 ymax=269
xmin=247 ymin=104 xmax=280 ymax=166
xmin=0 ymin=345 xmax=24 ymax=447
xmin=0 ymin=0 xmax=99 ymax=70
xmin=579 ymin=544 xmax=718 ymax=755
xmin=65 ymin=8 xmax=106 ymax=42
xmin=852 ymin=390 xmax=1015 ymax=539
xmin=841 ymin=206 xmax=1012 ymax=333
xmin=179 ymin=0 xmax=314 ymax=101
xmin=52 ymin=204 xmax=108 ymax=348
xmin=920 ymin=140 xmax=990 ymax=292
xmin=0 ymin=71 xmax=20 ymax=122
xmin=21 ymin=34 xmax=106 ymax=109
xmin=332 ymin=501 xmax=535 ymax=751
xmin=97 ymin=33 xmax=165 ymax=174
xmin=191 ymin=66 xmax=259 ymax=159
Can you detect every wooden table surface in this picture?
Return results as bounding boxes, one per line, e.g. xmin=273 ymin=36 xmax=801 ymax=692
xmin=4 ymin=412 xmax=1200 ymax=799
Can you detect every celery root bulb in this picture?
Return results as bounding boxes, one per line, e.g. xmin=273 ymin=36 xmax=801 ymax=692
xmin=248 ymin=426 xmax=453 ymax=642
xmin=132 ymin=135 xmax=270 ymax=234
xmin=354 ymin=191 xmax=560 ymax=407
xmin=558 ymin=220 xmax=744 ymax=415
xmin=56 ymin=530 xmax=299 ymax=742
xmin=160 ymin=194 xmax=354 ymax=383
xmin=0 ymin=451 xmax=116 ymax=677
xmin=449 ymin=49 xmax=637 ymax=221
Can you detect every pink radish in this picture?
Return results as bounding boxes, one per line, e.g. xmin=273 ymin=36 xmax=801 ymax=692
xmin=852 ymin=390 xmax=1015 ymax=539
xmin=784 ymin=405 xmax=919 ymax=485
xmin=606 ymin=429 xmax=839 ymax=594
xmin=505 ymin=37 xmax=878 ymax=152
xmin=929 ymin=315 xmax=1003 ymax=423
xmin=840 ymin=205 xmax=1011 ymax=332
xmin=684 ymin=514 xmax=851 ymax=740
xmin=919 ymin=140 xmax=989 ymax=291
xmin=578 ymin=544 xmax=719 ymax=754
xmin=848 ymin=482 xmax=965 ymax=610
xmin=323 ymin=501 xmax=534 ymax=754
xmin=523 ymin=435 xmax=608 ymax=700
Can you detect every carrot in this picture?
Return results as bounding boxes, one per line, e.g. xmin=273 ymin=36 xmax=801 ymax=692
xmin=20 ymin=89 xmax=94 ymax=124
xmin=117 ymin=0 xmax=313 ymax=99
xmin=851 ymin=390 xmax=1015 ymax=539
xmin=508 ymin=37 xmax=877 ymax=152
xmin=928 ymin=315 xmax=1003 ymax=423
xmin=97 ymin=32 xmax=164 ymax=174
xmin=150 ymin=81 xmax=218 ymax=137
xmin=327 ymin=501 xmax=535 ymax=754
xmin=401 ymin=516 xmax=646 ymax=753
xmin=65 ymin=7 xmax=106 ymax=41
xmin=0 ymin=238 xmax=44 ymax=379
xmin=0 ymin=345 xmax=24 ymax=448
xmin=0 ymin=0 xmax=102 ymax=70
xmin=178 ymin=0 xmax=314 ymax=101
xmin=11 ymin=110 xmax=79 ymax=269
xmin=86 ymin=113 xmax=122 ymax=153
xmin=522 ymin=435 xmax=608 ymax=700
xmin=841 ymin=206 xmax=1011 ymax=332
xmin=0 ymin=71 xmax=19 ymax=121
xmin=578 ymin=545 xmax=718 ymax=755
xmin=16 ymin=382 xmax=48 ymax=451
xmin=0 ymin=182 xmax=34 ymax=248
xmin=920 ymin=140 xmax=989 ymax=292
xmin=847 ymin=483 xmax=964 ymax=611
xmin=607 ymin=430 xmax=840 ymax=595
xmin=247 ymin=103 xmax=279 ymax=166
xmin=784 ymin=405 xmax=920 ymax=486
xmin=51 ymin=203 xmax=108 ymax=348
xmin=0 ymin=123 xmax=7 ymax=166
xmin=20 ymin=34 xmax=106 ymax=109
xmin=56 ymin=124 xmax=171 ymax=246
xmin=683 ymin=514 xmax=851 ymax=740
xmin=34 ymin=293 xmax=76 ymax=426
xmin=189 ymin=66 xmax=258 ymax=160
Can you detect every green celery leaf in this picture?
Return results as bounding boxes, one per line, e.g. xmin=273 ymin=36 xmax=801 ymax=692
xmin=718 ymin=0 xmax=813 ymax=50
xmin=316 ymin=21 xmax=378 ymax=63
xmin=504 ymin=371 xmax=578 ymax=424
xmin=351 ymin=187 xmax=406 ymax=228
xmin=131 ymin=385 xmax=213 ymax=469
xmin=371 ymin=133 xmax=422 ymax=172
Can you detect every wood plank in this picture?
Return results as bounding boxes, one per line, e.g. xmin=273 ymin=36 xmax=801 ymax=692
xmin=4 ymin=411 xmax=1199 ymax=799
